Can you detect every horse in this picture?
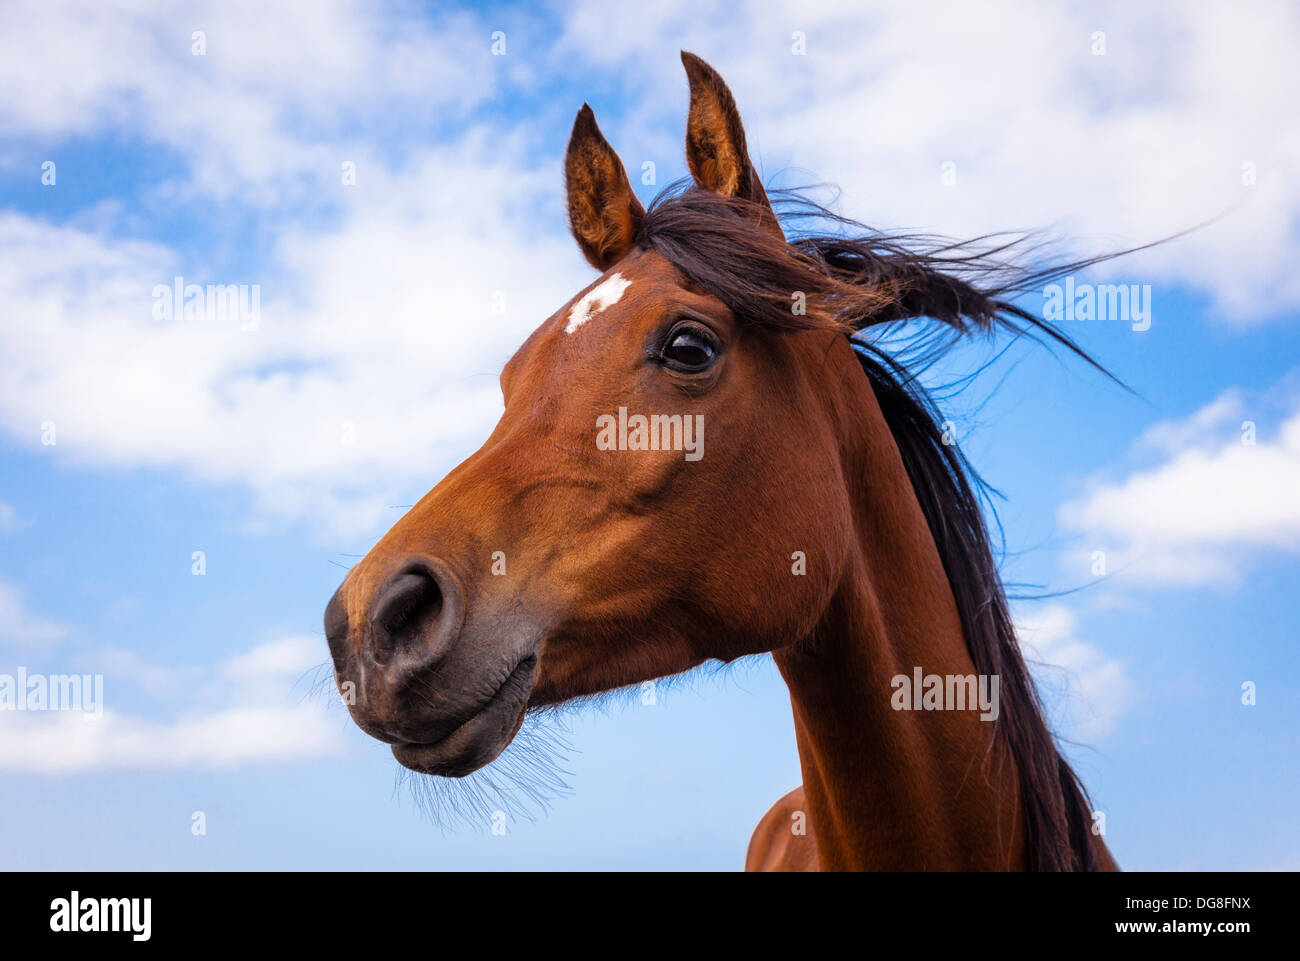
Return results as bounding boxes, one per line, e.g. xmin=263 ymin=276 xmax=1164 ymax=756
xmin=324 ymin=51 xmax=1120 ymax=871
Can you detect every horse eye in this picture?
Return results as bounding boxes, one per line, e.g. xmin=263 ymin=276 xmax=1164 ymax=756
xmin=661 ymin=328 xmax=717 ymax=371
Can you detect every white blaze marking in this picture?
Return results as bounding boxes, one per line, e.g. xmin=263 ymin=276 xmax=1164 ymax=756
xmin=565 ymin=272 xmax=631 ymax=334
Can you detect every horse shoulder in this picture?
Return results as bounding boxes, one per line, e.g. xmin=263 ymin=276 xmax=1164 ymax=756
xmin=744 ymin=785 xmax=819 ymax=871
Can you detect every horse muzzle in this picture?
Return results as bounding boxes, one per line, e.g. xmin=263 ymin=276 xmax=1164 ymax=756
xmin=325 ymin=556 xmax=539 ymax=777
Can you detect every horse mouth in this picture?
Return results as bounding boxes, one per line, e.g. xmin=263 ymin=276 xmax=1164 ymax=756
xmin=391 ymin=655 xmax=537 ymax=777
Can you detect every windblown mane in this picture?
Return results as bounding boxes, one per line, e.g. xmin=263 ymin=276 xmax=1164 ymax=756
xmin=635 ymin=183 xmax=1123 ymax=871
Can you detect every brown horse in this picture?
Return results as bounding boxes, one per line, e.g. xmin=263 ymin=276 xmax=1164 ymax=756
xmin=325 ymin=52 xmax=1119 ymax=871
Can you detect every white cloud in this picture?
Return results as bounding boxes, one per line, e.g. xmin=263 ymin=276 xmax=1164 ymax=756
xmin=1061 ymin=388 xmax=1300 ymax=586
xmin=0 ymin=0 xmax=493 ymax=202
xmin=1016 ymin=603 xmax=1133 ymax=740
xmin=0 ymin=138 xmax=588 ymax=537
xmin=0 ymin=635 xmax=343 ymax=773
xmin=221 ymin=634 xmax=321 ymax=681
xmin=0 ymin=580 xmax=69 ymax=647
xmin=0 ymin=501 xmax=19 ymax=533
xmin=0 ymin=704 xmax=338 ymax=773
xmin=1136 ymin=390 xmax=1246 ymax=456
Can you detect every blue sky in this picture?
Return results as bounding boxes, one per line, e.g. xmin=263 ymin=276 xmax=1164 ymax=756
xmin=1 ymin=1 xmax=1297 ymax=870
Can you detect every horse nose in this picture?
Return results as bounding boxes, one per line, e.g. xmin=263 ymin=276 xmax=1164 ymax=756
xmin=324 ymin=584 xmax=350 ymax=661
xmin=366 ymin=559 xmax=464 ymax=673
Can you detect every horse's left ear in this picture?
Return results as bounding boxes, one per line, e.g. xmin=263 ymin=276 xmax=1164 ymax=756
xmin=565 ymin=103 xmax=645 ymax=271
xmin=681 ymin=51 xmax=780 ymax=233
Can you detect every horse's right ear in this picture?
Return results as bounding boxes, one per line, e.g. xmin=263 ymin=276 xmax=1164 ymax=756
xmin=680 ymin=52 xmax=780 ymax=236
xmin=564 ymin=104 xmax=645 ymax=272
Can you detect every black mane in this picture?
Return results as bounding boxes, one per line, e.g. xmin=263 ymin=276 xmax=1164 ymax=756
xmin=635 ymin=183 xmax=1127 ymax=870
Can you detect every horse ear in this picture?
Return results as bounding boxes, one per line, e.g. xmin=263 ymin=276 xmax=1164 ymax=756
xmin=680 ymin=51 xmax=778 ymax=230
xmin=564 ymin=104 xmax=645 ymax=271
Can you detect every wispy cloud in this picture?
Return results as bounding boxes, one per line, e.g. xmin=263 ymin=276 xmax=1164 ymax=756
xmin=0 ymin=0 xmax=495 ymax=201
xmin=1017 ymin=603 xmax=1133 ymax=740
xmin=559 ymin=0 xmax=1300 ymax=320
xmin=0 ymin=580 xmax=69 ymax=647
xmin=0 ymin=634 xmax=342 ymax=773
xmin=1060 ymin=383 xmax=1300 ymax=586
xmin=0 ymin=143 xmax=587 ymax=537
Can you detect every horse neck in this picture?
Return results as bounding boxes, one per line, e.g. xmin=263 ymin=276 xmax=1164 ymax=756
xmin=772 ymin=342 xmax=1026 ymax=870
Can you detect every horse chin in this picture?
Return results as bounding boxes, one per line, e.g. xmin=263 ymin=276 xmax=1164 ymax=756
xmin=390 ymin=656 xmax=536 ymax=778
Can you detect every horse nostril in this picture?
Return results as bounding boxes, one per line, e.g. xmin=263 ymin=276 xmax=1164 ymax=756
xmin=361 ymin=558 xmax=466 ymax=678
xmin=369 ymin=568 xmax=445 ymax=658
